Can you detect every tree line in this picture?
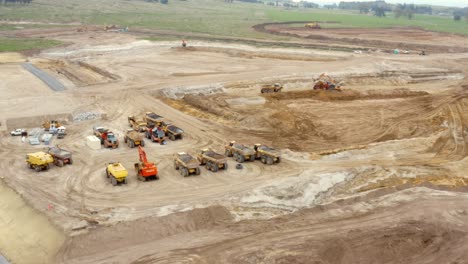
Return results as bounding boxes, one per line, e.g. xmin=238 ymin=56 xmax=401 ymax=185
xmin=144 ymin=0 xmax=168 ymax=4
xmin=1 ymin=0 xmax=32 ymax=4
xmin=453 ymin=7 xmax=468 ymax=21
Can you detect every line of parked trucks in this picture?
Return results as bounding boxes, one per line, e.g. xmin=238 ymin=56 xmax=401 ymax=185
xmin=92 ymin=112 xmax=185 ymax=149
xmin=107 ymin=141 xmax=281 ymax=184
xmin=24 ymin=112 xmax=281 ymax=187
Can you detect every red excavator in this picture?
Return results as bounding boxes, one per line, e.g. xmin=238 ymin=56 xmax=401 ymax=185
xmin=134 ymin=146 xmax=159 ymax=181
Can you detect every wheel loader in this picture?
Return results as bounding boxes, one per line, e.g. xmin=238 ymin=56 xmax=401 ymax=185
xmin=174 ymin=152 xmax=200 ymax=177
xmin=105 ymin=162 xmax=128 ymax=186
xmin=26 ymin=152 xmax=54 ymax=172
xmin=225 ymin=141 xmax=255 ymax=163
xmin=47 ymin=146 xmax=73 ymax=167
xmin=253 ymin=144 xmax=281 ymax=165
xmin=124 ymin=129 xmax=145 ymax=148
xmin=197 ymin=149 xmax=228 ymax=172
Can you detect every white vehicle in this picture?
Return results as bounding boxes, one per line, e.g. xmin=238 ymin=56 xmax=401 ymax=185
xmin=10 ymin=129 xmax=26 ymax=136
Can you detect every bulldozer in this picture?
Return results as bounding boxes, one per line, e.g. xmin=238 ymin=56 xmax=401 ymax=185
xmin=305 ymin=22 xmax=321 ymax=29
xmin=313 ymin=73 xmax=343 ymax=91
xmin=105 ymin=162 xmax=128 ymax=186
xmin=134 ymin=146 xmax=158 ymax=181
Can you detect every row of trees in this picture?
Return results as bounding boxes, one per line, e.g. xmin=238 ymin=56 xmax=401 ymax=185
xmin=453 ymin=7 xmax=468 ymax=21
xmin=144 ymin=0 xmax=169 ymax=4
xmin=232 ymin=0 xmax=466 ymax=22
xmin=1 ymin=0 xmax=32 ymax=4
xmin=337 ymin=1 xmax=389 ymax=16
xmin=336 ymin=1 xmax=446 ymax=19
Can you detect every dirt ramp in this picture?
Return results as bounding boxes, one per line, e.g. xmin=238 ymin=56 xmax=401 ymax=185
xmin=266 ymin=88 xmax=429 ymax=102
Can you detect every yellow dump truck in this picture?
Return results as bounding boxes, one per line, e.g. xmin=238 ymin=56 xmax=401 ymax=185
xmin=128 ymin=115 xmax=147 ymax=132
xmin=105 ymin=162 xmax=128 ymax=186
xmin=26 ymin=152 xmax=54 ymax=172
xmin=225 ymin=141 xmax=255 ymax=163
xmin=253 ymin=144 xmax=281 ymax=165
xmin=197 ymin=149 xmax=228 ymax=172
xmin=124 ymin=129 xmax=145 ymax=148
xmin=174 ymin=152 xmax=200 ymax=177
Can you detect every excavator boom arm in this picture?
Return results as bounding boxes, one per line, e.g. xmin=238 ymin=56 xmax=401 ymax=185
xmin=138 ymin=146 xmax=148 ymax=163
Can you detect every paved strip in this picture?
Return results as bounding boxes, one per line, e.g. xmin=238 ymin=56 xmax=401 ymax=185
xmin=21 ymin=62 xmax=66 ymax=91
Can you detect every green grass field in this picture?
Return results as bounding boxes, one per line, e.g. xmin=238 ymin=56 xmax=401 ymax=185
xmin=266 ymin=9 xmax=468 ymax=35
xmin=0 ymin=37 xmax=62 ymax=52
xmin=0 ymin=0 xmax=466 ymax=44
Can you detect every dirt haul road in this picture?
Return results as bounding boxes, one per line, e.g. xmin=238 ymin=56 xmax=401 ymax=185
xmin=0 ymin=30 xmax=467 ymax=263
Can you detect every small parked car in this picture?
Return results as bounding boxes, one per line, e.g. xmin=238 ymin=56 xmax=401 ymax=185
xmin=10 ymin=129 xmax=26 ymax=136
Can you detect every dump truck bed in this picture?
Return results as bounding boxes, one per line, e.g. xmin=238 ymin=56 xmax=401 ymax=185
xmin=48 ymin=147 xmax=72 ymax=159
xmin=258 ymin=145 xmax=280 ymax=156
xmin=126 ymin=130 xmax=143 ymax=141
xmin=146 ymin=113 xmax=163 ymax=120
xmin=108 ymin=163 xmax=128 ymax=178
xmin=178 ymin=154 xmax=199 ymax=168
xmin=203 ymin=150 xmax=225 ymax=160
xmin=166 ymin=125 xmax=183 ymax=134
xmin=233 ymin=143 xmax=255 ymax=154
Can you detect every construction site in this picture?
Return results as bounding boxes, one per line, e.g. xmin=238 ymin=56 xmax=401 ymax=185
xmin=1 ymin=17 xmax=468 ymax=264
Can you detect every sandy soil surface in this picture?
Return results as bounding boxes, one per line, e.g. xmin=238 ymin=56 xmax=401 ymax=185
xmin=0 ymin=28 xmax=467 ymax=263
xmin=254 ymin=22 xmax=468 ymax=53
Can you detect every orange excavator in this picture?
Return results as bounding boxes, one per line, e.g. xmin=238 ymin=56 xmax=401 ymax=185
xmin=134 ymin=146 xmax=159 ymax=181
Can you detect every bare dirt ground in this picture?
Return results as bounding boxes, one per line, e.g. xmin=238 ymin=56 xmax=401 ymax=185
xmin=254 ymin=22 xmax=468 ymax=53
xmin=0 ymin=27 xmax=468 ymax=264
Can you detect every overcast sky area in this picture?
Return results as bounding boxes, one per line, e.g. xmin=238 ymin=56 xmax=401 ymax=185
xmin=311 ymin=0 xmax=467 ymax=8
